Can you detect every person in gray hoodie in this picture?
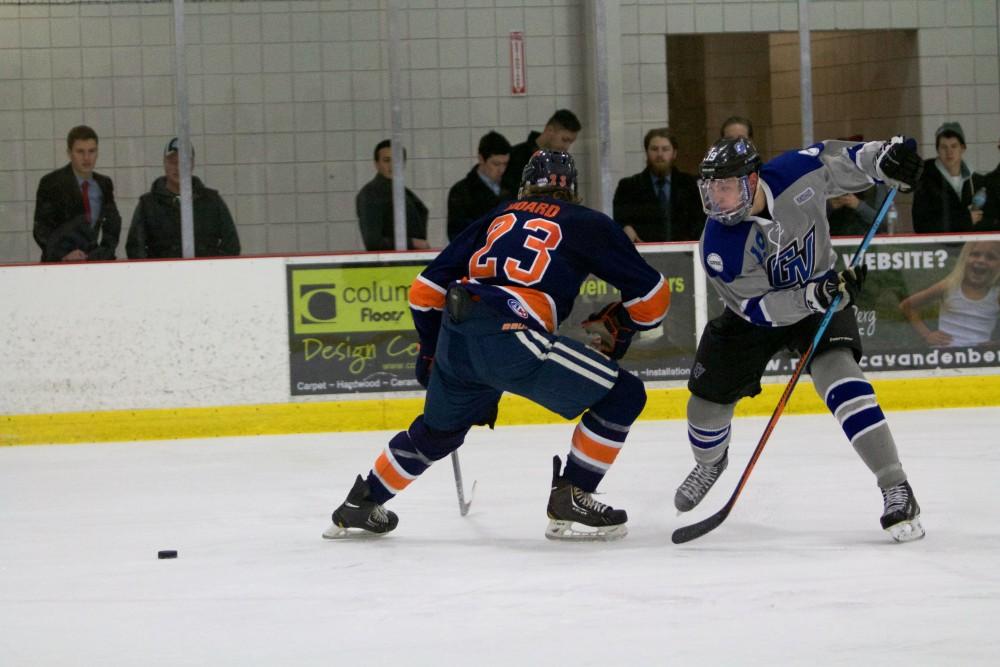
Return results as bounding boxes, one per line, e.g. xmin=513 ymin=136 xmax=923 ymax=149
xmin=126 ymin=138 xmax=240 ymax=259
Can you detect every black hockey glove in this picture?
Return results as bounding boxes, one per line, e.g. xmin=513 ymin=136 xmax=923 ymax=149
xmin=582 ymin=301 xmax=636 ymax=360
xmin=875 ymin=136 xmax=923 ymax=191
xmin=805 ymin=265 xmax=868 ymax=313
xmin=415 ymin=346 xmax=434 ymax=388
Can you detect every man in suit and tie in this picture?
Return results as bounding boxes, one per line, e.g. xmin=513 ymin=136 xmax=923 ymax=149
xmin=33 ymin=125 xmax=121 ymax=262
xmin=612 ymin=128 xmax=703 ymax=242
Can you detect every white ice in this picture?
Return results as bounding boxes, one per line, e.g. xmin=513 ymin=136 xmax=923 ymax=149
xmin=2 ymin=408 xmax=999 ymax=666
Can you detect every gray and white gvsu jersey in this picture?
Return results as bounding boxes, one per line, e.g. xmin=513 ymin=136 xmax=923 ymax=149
xmin=701 ymin=139 xmax=886 ymax=327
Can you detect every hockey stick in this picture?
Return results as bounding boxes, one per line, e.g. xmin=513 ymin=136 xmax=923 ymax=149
xmin=450 ymin=450 xmax=476 ymax=516
xmin=672 ymin=186 xmax=899 ymax=544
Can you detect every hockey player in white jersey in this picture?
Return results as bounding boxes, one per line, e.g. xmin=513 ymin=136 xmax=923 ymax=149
xmin=677 ymin=136 xmax=926 ymax=542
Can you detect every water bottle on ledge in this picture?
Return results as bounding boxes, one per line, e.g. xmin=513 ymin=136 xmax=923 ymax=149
xmin=886 ymin=201 xmax=898 ymax=235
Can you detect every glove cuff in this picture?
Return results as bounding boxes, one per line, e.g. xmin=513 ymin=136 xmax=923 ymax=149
xmin=804 ymin=281 xmax=824 ymax=313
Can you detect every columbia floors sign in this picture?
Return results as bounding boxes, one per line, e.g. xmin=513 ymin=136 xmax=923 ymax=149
xmin=287 ymin=262 xmax=424 ymax=395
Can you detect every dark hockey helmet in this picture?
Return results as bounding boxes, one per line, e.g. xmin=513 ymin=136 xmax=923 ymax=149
xmin=518 ymin=150 xmax=578 ymax=200
xmin=698 ymin=137 xmax=762 ymax=225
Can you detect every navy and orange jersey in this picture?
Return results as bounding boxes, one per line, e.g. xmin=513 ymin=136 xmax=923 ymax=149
xmin=409 ymin=195 xmax=670 ymax=350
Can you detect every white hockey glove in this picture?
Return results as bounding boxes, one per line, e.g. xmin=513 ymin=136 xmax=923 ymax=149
xmin=805 ymin=266 xmax=868 ymax=313
xmin=874 ymin=136 xmax=923 ymax=191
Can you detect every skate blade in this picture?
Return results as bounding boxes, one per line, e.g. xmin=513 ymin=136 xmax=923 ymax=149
xmin=321 ymin=522 xmax=390 ymax=540
xmin=545 ymin=519 xmax=627 ymax=542
xmin=885 ymin=516 xmax=925 ymax=543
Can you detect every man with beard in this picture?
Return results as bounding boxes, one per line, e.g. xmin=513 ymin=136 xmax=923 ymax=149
xmin=613 ymin=128 xmax=703 ymax=242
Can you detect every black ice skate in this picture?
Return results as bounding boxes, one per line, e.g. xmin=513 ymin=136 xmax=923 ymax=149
xmin=322 ymin=475 xmax=399 ymax=539
xmin=674 ymin=450 xmax=729 ymax=513
xmin=880 ymin=480 xmax=925 ymax=543
xmin=545 ymin=456 xmax=628 ymax=542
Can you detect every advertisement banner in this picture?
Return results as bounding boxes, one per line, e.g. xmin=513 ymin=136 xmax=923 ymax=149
xmin=287 ymin=249 xmax=697 ymax=396
xmin=851 ymin=239 xmax=1000 ymax=372
xmin=287 ymin=238 xmax=1000 ymax=396
xmin=287 ymin=262 xmax=425 ymax=395
xmin=557 ymin=250 xmax=697 ymax=383
xmin=704 ymin=238 xmax=1000 ymax=375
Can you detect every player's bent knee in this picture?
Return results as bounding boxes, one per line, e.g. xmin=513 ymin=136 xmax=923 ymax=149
xmin=591 ymin=370 xmax=646 ymax=425
xmin=409 ymin=415 xmax=469 ymax=461
xmin=687 ymin=394 xmax=736 ymax=426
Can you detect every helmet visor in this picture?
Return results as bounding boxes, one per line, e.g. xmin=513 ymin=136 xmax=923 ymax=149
xmin=698 ymin=175 xmax=753 ymax=226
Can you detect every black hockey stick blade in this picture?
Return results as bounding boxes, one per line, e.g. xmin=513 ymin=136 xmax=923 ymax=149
xmin=671 ymin=507 xmax=731 ymax=544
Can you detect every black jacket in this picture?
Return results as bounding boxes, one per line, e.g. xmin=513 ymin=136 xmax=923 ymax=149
xmin=612 ymin=166 xmax=704 ymax=242
xmin=980 ymin=163 xmax=1000 ymax=232
xmin=126 ymin=176 xmax=240 ymax=259
xmin=33 ymin=164 xmax=121 ymax=262
xmin=356 ymin=173 xmax=428 ymax=251
xmin=912 ymin=159 xmax=987 ymax=233
xmin=501 ymin=130 xmax=541 ymax=194
xmin=446 ymin=167 xmax=513 ymax=240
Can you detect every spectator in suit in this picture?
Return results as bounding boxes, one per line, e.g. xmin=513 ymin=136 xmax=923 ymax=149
xmin=613 ymin=128 xmax=704 ymax=242
xmin=356 ymin=140 xmax=430 ymax=251
xmin=446 ymin=131 xmax=513 ymax=241
xmin=720 ymin=116 xmax=754 ymax=140
xmin=501 ymin=109 xmax=581 ymax=194
xmin=33 ymin=125 xmax=121 ymax=262
xmin=912 ymin=122 xmax=987 ymax=234
xmin=126 ymin=138 xmax=240 ymax=259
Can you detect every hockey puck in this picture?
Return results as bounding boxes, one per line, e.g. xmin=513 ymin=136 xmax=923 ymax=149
xmin=157 ymin=550 xmax=178 ymax=559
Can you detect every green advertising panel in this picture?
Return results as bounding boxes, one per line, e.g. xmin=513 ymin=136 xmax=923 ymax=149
xmin=558 ymin=250 xmax=697 ymax=383
xmin=290 ymin=265 xmax=419 ymax=334
xmin=288 ymin=262 xmax=424 ymax=395
xmin=287 ymin=250 xmax=697 ymax=396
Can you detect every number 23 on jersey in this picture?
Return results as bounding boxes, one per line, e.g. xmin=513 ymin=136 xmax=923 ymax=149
xmin=468 ymin=213 xmax=563 ymax=286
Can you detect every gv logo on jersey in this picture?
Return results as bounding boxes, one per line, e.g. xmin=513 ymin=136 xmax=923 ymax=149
xmin=766 ymin=227 xmax=816 ymax=288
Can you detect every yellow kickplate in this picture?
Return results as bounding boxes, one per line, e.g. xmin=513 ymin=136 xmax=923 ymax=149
xmin=2 ymin=375 xmax=997 ymax=446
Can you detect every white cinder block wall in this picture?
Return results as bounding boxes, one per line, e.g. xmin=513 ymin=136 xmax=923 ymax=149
xmin=0 ymin=0 xmax=998 ymax=263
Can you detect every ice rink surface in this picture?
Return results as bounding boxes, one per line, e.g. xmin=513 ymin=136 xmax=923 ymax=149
xmin=2 ymin=407 xmax=999 ymax=666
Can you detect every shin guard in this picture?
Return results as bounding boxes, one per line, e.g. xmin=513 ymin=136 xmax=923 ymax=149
xmin=366 ymin=416 xmax=469 ymax=504
xmin=811 ymin=349 xmax=905 ymax=489
xmin=565 ymin=371 xmax=646 ymax=492
xmin=686 ymin=395 xmax=735 ymax=465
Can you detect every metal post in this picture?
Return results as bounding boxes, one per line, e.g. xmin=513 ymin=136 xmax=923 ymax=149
xmin=592 ymin=1 xmax=613 ymax=216
xmin=798 ymin=0 xmax=814 ymax=146
xmin=386 ymin=0 xmax=407 ymax=251
xmin=172 ymin=0 xmax=195 ymax=258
